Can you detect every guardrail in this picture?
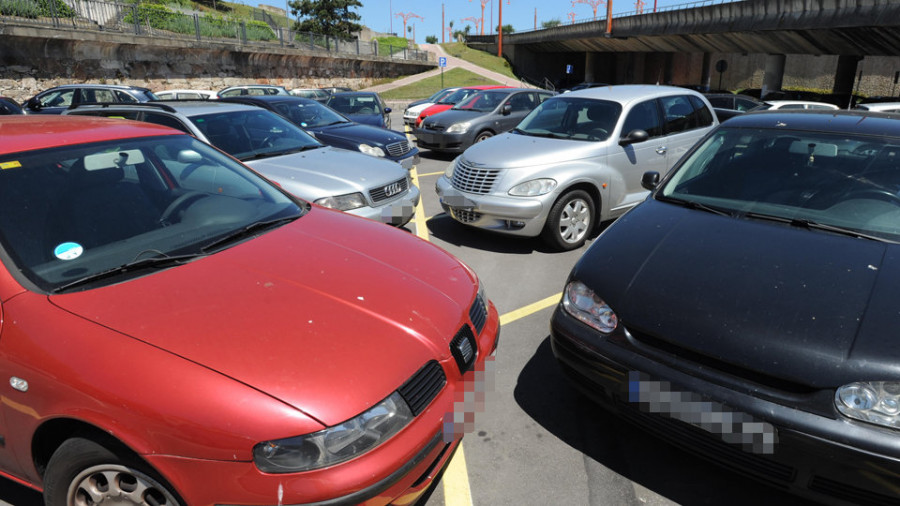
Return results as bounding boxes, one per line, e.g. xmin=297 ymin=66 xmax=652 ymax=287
xmin=0 ymin=0 xmax=431 ymax=62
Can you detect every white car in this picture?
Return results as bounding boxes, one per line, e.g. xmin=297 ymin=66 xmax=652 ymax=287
xmin=403 ymin=87 xmax=459 ymax=126
xmin=755 ymin=100 xmax=840 ymax=110
xmin=855 ymin=102 xmax=900 ymax=114
xmin=155 ymin=89 xmax=218 ymax=100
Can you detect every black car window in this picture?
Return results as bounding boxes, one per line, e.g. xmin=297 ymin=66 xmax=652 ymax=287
xmin=689 ymin=95 xmax=715 ymax=127
xmin=92 ymin=89 xmax=117 ymax=103
xmin=142 ymin=112 xmax=191 ymax=133
xmin=507 ymin=93 xmax=535 ymax=112
xmin=116 ymin=90 xmax=139 ymax=103
xmin=660 ymin=95 xmax=697 ymax=134
xmin=734 ymin=98 xmax=758 ymax=111
xmin=39 ymin=89 xmax=76 ymax=107
xmin=707 ymin=96 xmax=733 ymax=109
xmin=622 ymin=99 xmax=662 ymax=138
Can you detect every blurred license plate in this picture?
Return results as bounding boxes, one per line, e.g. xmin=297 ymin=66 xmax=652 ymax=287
xmin=626 ymin=370 xmax=777 ymax=454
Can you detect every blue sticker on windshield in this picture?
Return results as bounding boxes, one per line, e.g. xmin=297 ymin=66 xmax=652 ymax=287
xmin=54 ymin=242 xmax=83 ymax=261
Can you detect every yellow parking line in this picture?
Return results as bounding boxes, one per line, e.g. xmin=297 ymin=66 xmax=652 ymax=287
xmin=442 ymin=293 xmax=563 ymax=505
xmin=418 ymin=170 xmax=445 ymax=178
xmin=443 ymin=443 xmax=473 ymax=506
xmin=409 ymin=167 xmax=430 ymax=242
xmin=500 ymin=293 xmax=562 ymax=326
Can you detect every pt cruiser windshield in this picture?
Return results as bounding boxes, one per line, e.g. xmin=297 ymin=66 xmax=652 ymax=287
xmin=514 ymin=97 xmax=623 ymax=142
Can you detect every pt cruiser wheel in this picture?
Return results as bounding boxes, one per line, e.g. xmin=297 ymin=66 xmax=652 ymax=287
xmin=542 ymin=189 xmax=594 ymax=251
xmin=44 ymin=437 xmax=181 ymax=506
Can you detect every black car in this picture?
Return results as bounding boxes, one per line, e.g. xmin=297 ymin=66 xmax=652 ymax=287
xmin=414 ymin=88 xmax=555 ymax=154
xmin=551 ymin=110 xmax=900 ymax=505
xmin=220 ymin=95 xmax=419 ymax=169
xmin=326 ymin=91 xmax=392 ymax=129
xmin=704 ymin=92 xmax=762 ymax=112
xmin=0 ymin=97 xmax=24 ymax=115
xmin=23 ymin=84 xmax=158 ymax=114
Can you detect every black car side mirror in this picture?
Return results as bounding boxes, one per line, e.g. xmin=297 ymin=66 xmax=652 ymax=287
xmin=641 ymin=171 xmax=660 ymax=191
xmin=26 ymin=98 xmax=41 ymax=111
xmin=384 ymin=107 xmax=392 ymax=113
xmin=619 ymin=129 xmax=649 ymax=146
xmin=501 ymin=104 xmax=512 ymax=115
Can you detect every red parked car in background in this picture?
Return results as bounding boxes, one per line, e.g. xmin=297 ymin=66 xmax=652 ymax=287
xmin=0 ymin=116 xmax=499 ymax=505
xmin=415 ymin=85 xmax=509 ymax=127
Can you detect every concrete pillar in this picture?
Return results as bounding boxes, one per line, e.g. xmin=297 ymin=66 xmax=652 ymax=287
xmin=585 ymin=52 xmax=597 ymax=83
xmin=762 ymin=54 xmax=786 ymax=99
xmin=833 ymin=54 xmax=863 ymax=95
xmin=700 ymin=53 xmax=712 ymax=91
xmin=664 ymin=53 xmax=674 ymax=85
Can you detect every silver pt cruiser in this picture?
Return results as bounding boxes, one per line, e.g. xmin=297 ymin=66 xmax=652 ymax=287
xmin=435 ymin=85 xmax=718 ymax=250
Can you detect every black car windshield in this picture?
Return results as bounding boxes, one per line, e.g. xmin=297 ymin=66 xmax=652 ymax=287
xmin=189 ymin=109 xmax=322 ymax=160
xmin=453 ymin=91 xmax=508 ymax=112
xmin=660 ymin=126 xmax=900 ymax=242
xmin=0 ymin=135 xmax=302 ymax=292
xmin=271 ymin=100 xmax=349 ymax=128
xmin=515 ymin=97 xmax=621 ymax=142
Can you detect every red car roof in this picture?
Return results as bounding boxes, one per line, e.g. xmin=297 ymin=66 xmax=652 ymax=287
xmin=0 ymin=116 xmax=181 ymax=155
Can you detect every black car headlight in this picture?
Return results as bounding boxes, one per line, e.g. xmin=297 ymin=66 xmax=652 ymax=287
xmin=253 ymin=392 xmax=414 ymax=473
xmin=358 ymin=143 xmax=386 ymax=157
xmin=562 ymin=281 xmax=618 ymax=334
xmin=835 ymin=381 xmax=900 ymax=429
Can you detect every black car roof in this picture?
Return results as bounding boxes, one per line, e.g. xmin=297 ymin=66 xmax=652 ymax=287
xmin=723 ymin=109 xmax=900 ymax=137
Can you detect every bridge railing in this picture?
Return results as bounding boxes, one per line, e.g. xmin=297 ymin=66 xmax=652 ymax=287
xmin=0 ymin=0 xmax=431 ymax=62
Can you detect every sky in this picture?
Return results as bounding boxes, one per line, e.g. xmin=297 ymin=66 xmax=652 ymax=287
xmin=262 ymin=0 xmax=705 ymax=42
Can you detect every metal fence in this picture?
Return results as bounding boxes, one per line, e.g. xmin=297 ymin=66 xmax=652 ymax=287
xmin=0 ymin=0 xmax=431 ymax=62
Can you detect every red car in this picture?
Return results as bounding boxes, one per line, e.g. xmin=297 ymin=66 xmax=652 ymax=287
xmin=0 ymin=116 xmax=500 ymax=505
xmin=414 ymin=85 xmax=509 ymax=127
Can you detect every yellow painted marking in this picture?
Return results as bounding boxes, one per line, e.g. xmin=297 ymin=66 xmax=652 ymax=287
xmin=0 ymin=161 xmax=22 ymax=169
xmin=500 ymin=293 xmax=562 ymax=327
xmin=442 ymin=293 xmax=563 ymax=504
xmin=409 ymin=167 xmax=429 ymax=241
xmin=443 ymin=443 xmax=473 ymax=506
xmin=417 ymin=170 xmax=445 ymax=178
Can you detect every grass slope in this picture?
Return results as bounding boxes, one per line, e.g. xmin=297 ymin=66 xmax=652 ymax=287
xmin=379 ymin=67 xmax=502 ymax=100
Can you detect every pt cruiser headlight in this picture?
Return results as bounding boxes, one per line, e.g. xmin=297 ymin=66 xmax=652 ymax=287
xmin=254 ymin=392 xmax=413 ymax=473
xmin=562 ymin=281 xmax=618 ymax=334
xmin=836 ymin=381 xmax=900 ymax=429
xmin=359 ymin=144 xmax=386 ymax=157
xmin=446 ymin=122 xmax=471 ymax=134
xmin=315 ymin=193 xmax=366 ymax=211
xmin=444 ymin=159 xmax=457 ymax=179
xmin=509 ymin=178 xmax=557 ymax=197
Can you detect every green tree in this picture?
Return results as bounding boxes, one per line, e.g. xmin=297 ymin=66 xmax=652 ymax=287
xmin=426 ymin=35 xmax=438 ymax=43
xmin=289 ymin=0 xmax=363 ymax=39
xmin=542 ymin=19 xmax=561 ymax=28
xmin=496 ymin=23 xmax=514 ymax=35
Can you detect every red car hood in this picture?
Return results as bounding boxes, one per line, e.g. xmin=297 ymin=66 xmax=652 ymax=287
xmin=49 ymin=209 xmax=476 ymax=426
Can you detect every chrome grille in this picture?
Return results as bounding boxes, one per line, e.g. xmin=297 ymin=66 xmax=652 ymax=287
xmin=450 ymin=159 xmax=501 ymax=194
xmin=369 ymin=177 xmax=409 ymax=203
xmin=386 ymin=140 xmax=411 ymax=157
xmin=399 ymin=361 xmax=446 ymax=416
xmin=452 ymin=208 xmax=481 ymax=223
xmin=469 ymin=294 xmax=488 ymax=334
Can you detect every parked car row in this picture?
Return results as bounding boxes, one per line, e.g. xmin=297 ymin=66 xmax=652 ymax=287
xmin=0 ymin=113 xmax=500 ymax=506
xmin=10 ymin=84 xmax=368 ymax=114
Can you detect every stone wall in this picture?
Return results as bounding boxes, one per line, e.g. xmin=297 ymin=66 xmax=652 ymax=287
xmin=0 ymin=24 xmax=434 ymax=102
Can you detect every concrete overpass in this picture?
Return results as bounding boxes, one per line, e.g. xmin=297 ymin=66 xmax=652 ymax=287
xmin=467 ymin=0 xmax=900 ymax=99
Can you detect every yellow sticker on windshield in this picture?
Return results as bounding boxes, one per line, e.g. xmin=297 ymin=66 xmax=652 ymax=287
xmin=0 ymin=161 xmax=22 ymax=170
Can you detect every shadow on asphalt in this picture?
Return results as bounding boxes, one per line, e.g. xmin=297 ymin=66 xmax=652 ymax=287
xmin=514 ymin=337 xmax=819 ymax=506
xmin=0 ymin=477 xmax=40 ymax=505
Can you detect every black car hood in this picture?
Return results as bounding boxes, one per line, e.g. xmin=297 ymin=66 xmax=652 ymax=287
xmin=574 ymin=199 xmax=900 ymax=387
xmin=312 ymin=122 xmax=404 ymax=146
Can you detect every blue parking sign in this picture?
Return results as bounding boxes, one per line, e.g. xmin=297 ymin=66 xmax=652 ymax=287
xmin=439 ymin=57 xmax=447 ymax=67
xmin=566 ymin=64 xmax=573 ymax=74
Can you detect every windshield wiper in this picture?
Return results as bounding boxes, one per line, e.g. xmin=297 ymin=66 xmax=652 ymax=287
xmin=239 ymin=145 xmax=321 ymax=161
xmin=513 ymin=129 xmax=565 ymax=139
xmin=201 ymin=215 xmax=300 ymax=253
xmin=52 ymin=252 xmax=206 ymax=293
xmin=656 ymin=195 xmax=734 ymax=217
xmin=742 ymin=212 xmax=894 ymax=243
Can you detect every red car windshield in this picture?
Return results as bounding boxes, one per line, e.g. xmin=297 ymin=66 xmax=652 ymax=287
xmin=0 ymin=135 xmax=302 ymax=292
